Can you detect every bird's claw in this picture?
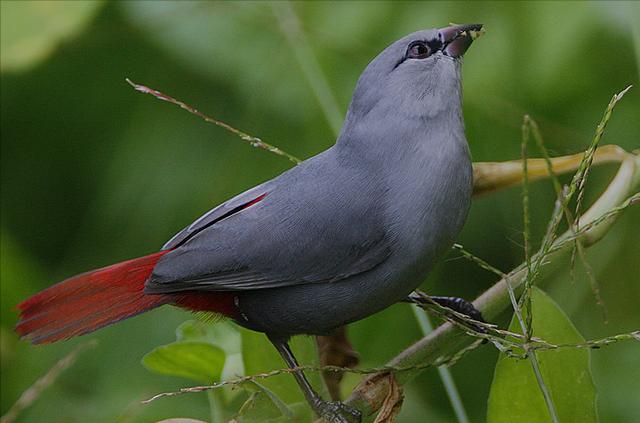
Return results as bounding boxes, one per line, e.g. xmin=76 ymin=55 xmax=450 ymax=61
xmin=315 ymin=399 xmax=362 ymax=423
xmin=407 ymin=292 xmax=488 ymax=334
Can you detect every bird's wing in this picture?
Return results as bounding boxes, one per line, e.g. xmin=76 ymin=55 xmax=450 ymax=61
xmin=148 ymin=229 xmax=390 ymax=292
xmin=146 ymin=159 xmax=391 ymax=293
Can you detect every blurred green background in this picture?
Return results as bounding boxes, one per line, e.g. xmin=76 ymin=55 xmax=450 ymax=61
xmin=1 ymin=1 xmax=639 ymax=422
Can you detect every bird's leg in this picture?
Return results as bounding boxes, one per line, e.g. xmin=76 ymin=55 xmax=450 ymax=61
xmin=405 ymin=292 xmax=487 ymax=331
xmin=268 ymin=336 xmax=362 ymax=423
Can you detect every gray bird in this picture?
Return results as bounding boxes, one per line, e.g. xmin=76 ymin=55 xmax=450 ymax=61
xmin=17 ymin=23 xmax=483 ymax=423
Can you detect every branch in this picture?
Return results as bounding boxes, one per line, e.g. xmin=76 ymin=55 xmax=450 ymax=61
xmin=472 ymin=144 xmax=629 ymax=196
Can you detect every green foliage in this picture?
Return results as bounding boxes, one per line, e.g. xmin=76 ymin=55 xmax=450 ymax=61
xmin=143 ymin=342 xmax=226 ymax=384
xmin=487 ymin=287 xmax=598 ymax=423
xmin=141 ymin=320 xmax=318 ymax=420
xmin=143 ymin=321 xmax=236 ymax=384
xmin=0 ymin=1 xmax=104 ymax=72
xmin=176 ymin=320 xmax=244 ymax=380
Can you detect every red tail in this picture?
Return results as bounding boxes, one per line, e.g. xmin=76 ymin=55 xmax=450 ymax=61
xmin=16 ymin=251 xmax=171 ymax=344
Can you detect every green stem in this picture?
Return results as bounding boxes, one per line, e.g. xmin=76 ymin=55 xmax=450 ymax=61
xmin=527 ymin=349 xmax=561 ymax=423
xmin=412 ymin=306 xmax=470 ymax=423
xmin=272 ymin=2 xmax=344 ymax=136
xmin=206 ymin=390 xmax=224 ymax=423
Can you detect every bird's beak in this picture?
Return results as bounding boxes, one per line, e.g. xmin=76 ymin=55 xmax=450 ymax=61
xmin=439 ymin=24 xmax=484 ymax=58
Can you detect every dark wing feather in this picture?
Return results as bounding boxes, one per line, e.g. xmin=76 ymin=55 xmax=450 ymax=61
xmin=146 ymin=152 xmax=391 ymax=294
xmin=149 ymin=232 xmax=390 ymax=292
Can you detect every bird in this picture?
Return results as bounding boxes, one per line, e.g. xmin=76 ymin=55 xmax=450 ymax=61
xmin=16 ymin=23 xmax=483 ymax=423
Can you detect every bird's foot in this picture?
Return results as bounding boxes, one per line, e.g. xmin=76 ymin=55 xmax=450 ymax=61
xmin=429 ymin=295 xmax=485 ymax=324
xmin=407 ymin=292 xmax=488 ymax=334
xmin=314 ymin=399 xmax=362 ymax=423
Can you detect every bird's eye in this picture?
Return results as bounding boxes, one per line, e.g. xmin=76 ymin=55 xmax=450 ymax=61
xmin=407 ymin=41 xmax=431 ymax=59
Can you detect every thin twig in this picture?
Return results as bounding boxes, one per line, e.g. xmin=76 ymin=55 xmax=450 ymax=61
xmin=548 ymin=192 xmax=639 ymax=251
xmin=518 ymin=116 xmax=563 ymax=422
xmin=531 ymin=118 xmax=608 ymax=320
xmin=125 ymin=78 xmax=302 ymax=165
xmin=516 ymin=87 xmax=631 ymax=334
xmin=527 ymin=349 xmax=560 ymax=423
xmin=574 ymin=86 xmax=633 ymax=227
xmin=521 ymin=116 xmax=534 ymax=336
xmin=1 ymin=341 xmax=97 ymax=423
xmin=569 ymin=87 xmax=632 ymax=316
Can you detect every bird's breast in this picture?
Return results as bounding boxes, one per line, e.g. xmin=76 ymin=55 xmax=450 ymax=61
xmin=385 ymin=137 xmax=473 ymax=280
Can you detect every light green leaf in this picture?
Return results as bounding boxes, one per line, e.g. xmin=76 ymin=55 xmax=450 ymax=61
xmin=487 ymin=287 xmax=598 ymax=423
xmin=176 ymin=320 xmax=244 ymax=380
xmin=177 ymin=320 xmax=241 ymax=353
xmin=1 ymin=1 xmax=104 ymax=72
xmin=142 ymin=341 xmax=225 ymax=384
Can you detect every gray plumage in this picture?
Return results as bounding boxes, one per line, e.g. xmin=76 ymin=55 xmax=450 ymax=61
xmin=146 ymin=27 xmax=474 ymax=338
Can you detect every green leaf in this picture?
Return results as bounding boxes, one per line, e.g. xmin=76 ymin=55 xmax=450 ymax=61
xmin=176 ymin=320 xmax=244 ymax=379
xmin=1 ymin=1 xmax=104 ymax=72
xmin=487 ymin=287 xmax=598 ymax=423
xmin=177 ymin=320 xmax=241 ymax=353
xmin=142 ymin=341 xmax=225 ymax=384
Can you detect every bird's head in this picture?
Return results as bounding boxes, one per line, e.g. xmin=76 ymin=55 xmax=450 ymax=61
xmin=341 ymin=24 xmax=483 ymax=133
